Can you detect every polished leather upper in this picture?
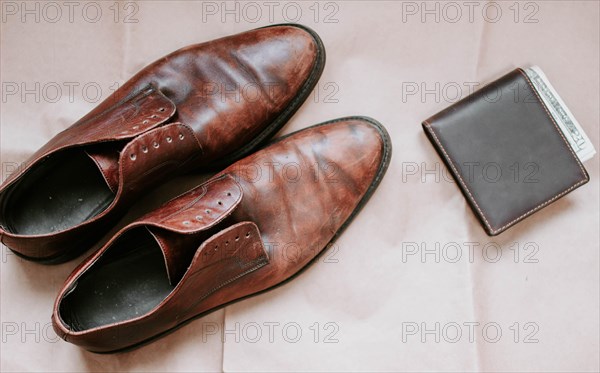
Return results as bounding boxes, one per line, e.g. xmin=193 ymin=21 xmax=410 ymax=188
xmin=52 ymin=117 xmax=391 ymax=352
xmin=0 ymin=24 xmax=323 ymax=260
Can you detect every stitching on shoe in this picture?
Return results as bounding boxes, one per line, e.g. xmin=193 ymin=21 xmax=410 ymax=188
xmin=177 ymin=122 xmax=204 ymax=154
xmin=177 ymin=258 xmax=268 ymax=320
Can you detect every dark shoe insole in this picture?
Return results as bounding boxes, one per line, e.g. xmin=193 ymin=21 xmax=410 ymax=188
xmin=0 ymin=149 xmax=114 ymax=235
xmin=59 ymin=228 xmax=173 ymax=331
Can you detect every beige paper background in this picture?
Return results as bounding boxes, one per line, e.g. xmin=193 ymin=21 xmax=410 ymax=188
xmin=0 ymin=1 xmax=598 ymax=372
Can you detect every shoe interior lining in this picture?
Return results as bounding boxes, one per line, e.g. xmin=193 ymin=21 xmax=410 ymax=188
xmin=0 ymin=148 xmax=115 ymax=235
xmin=58 ymin=227 xmax=174 ymax=331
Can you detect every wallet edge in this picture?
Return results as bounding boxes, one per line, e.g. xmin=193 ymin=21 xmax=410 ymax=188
xmin=422 ymin=68 xmax=590 ymax=236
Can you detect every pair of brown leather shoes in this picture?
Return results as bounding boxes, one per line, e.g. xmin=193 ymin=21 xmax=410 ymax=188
xmin=0 ymin=24 xmax=391 ymax=352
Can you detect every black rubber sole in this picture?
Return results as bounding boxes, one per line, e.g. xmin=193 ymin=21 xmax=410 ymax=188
xmin=89 ymin=116 xmax=393 ymax=354
xmin=11 ymin=23 xmax=326 ymax=265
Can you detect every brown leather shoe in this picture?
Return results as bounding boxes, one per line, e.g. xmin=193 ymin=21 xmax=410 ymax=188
xmin=0 ymin=24 xmax=324 ymax=263
xmin=51 ymin=117 xmax=391 ymax=352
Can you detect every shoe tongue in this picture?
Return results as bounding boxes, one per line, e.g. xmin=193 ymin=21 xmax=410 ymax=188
xmin=85 ymin=147 xmax=121 ymax=193
xmin=135 ymin=174 xmax=244 ymax=285
xmin=183 ymin=221 xmax=269 ymax=290
xmin=149 ymin=221 xmax=268 ymax=292
xmin=147 ymin=227 xmax=211 ymax=285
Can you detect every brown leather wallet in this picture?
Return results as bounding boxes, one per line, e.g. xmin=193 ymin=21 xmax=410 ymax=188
xmin=422 ymin=68 xmax=589 ymax=236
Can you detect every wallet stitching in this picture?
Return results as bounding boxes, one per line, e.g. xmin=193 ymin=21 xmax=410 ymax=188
xmin=423 ymin=70 xmax=589 ymax=234
xmin=422 ymin=121 xmax=495 ymax=232
xmin=517 ymin=69 xmax=588 ymax=179
xmin=497 ymin=179 xmax=586 ymax=232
